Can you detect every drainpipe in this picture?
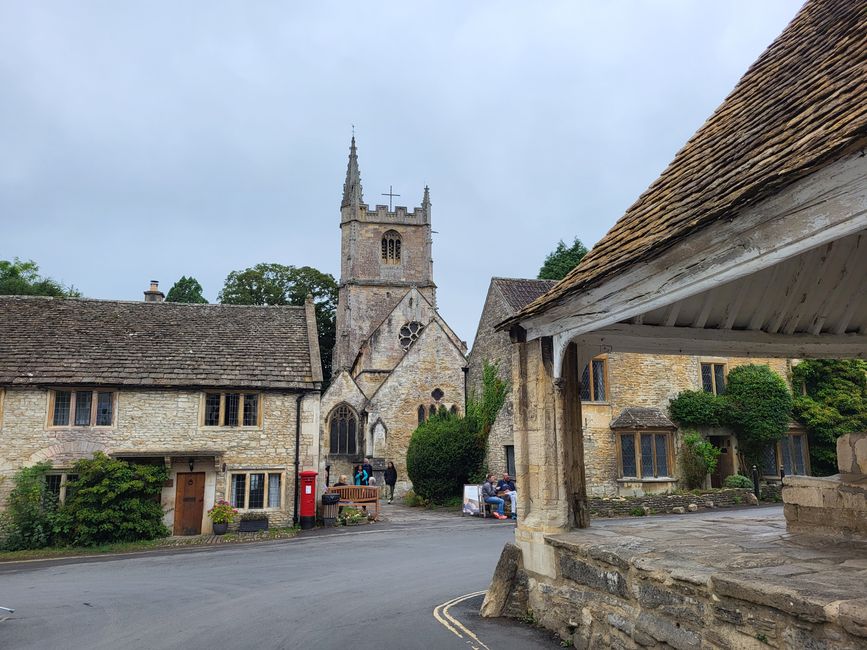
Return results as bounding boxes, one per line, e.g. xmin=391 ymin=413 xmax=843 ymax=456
xmin=462 ymin=366 xmax=469 ymax=414
xmin=293 ymin=392 xmax=305 ymax=525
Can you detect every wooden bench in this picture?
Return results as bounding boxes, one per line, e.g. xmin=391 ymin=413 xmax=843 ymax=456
xmin=327 ymin=485 xmax=381 ymax=521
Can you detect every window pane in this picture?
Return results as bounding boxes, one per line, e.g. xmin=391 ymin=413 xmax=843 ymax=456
xmin=381 ymin=238 xmax=387 ymax=260
xmin=243 ymin=394 xmax=258 ymax=426
xmin=268 ymin=473 xmax=281 ymax=508
xmin=701 ymin=364 xmax=714 ymax=393
xmin=225 ymin=394 xmax=240 ymax=427
xmin=96 ymin=392 xmax=113 ymax=425
xmin=505 ymin=446 xmax=516 ymax=477
xmin=395 ymin=239 xmax=401 ymax=260
xmin=792 ymin=435 xmax=805 ymax=475
xmin=205 ymin=394 xmax=221 ymax=426
xmin=53 ymin=391 xmax=71 ymax=425
xmin=580 ymin=365 xmax=591 ymax=401
xmin=46 ymin=475 xmax=62 ymax=500
xmin=592 ymin=360 xmax=606 ymax=401
xmin=249 ymin=473 xmax=265 ymax=509
xmin=620 ymin=434 xmax=637 ymax=477
xmin=713 ymin=365 xmax=726 ymax=395
xmin=655 ymin=435 xmax=669 ymax=476
xmin=74 ymin=391 xmax=92 ymax=426
xmin=761 ymin=445 xmax=778 ymax=476
xmin=330 ymin=418 xmax=340 ymax=453
xmin=640 ymin=434 xmax=654 ymax=478
xmin=231 ymin=474 xmax=246 ymax=508
xmin=781 ymin=439 xmax=793 ymax=475
xmin=348 ymin=418 xmax=357 ymax=455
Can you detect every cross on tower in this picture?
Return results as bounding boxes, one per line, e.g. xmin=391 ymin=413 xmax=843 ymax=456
xmin=381 ymin=185 xmax=400 ymax=210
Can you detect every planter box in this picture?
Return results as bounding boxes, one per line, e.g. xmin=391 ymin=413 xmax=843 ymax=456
xmin=239 ymin=519 xmax=269 ymax=533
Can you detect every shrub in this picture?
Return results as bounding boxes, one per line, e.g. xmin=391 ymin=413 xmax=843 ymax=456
xmin=678 ymin=432 xmax=721 ymax=489
xmin=725 ymin=365 xmax=793 ymax=466
xmin=239 ymin=511 xmax=268 ymax=521
xmin=628 ymin=507 xmax=646 ymax=517
xmin=406 ymin=411 xmax=486 ymax=503
xmin=668 ymin=390 xmax=726 ymax=428
xmin=724 ymin=474 xmax=754 ymax=489
xmin=54 ymin=453 xmax=170 ymax=546
xmin=0 ymin=462 xmax=58 ymax=551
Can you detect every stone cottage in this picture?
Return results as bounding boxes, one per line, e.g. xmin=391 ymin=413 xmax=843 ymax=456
xmin=469 ymin=278 xmax=808 ymax=497
xmin=0 ymin=289 xmax=322 ymax=535
xmin=319 ymin=138 xmax=467 ymax=495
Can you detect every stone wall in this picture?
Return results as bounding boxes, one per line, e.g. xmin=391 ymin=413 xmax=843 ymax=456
xmin=0 ymin=386 xmax=319 ymax=530
xmin=588 ymin=488 xmax=757 ymax=517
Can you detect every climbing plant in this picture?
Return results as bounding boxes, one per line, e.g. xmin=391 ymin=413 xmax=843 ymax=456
xmin=792 ymin=359 xmax=867 ymax=476
xmin=678 ymin=432 xmax=721 ymax=489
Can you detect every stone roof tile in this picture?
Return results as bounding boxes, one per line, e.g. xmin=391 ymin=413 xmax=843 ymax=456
xmin=610 ymin=407 xmax=676 ymax=430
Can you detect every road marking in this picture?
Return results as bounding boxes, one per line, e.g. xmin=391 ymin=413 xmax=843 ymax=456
xmin=433 ymin=590 xmax=490 ymax=650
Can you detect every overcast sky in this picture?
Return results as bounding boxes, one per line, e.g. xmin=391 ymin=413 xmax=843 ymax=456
xmin=1 ymin=1 xmax=805 ymax=345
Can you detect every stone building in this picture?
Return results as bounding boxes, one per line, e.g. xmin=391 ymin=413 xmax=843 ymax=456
xmin=0 ymin=291 xmax=322 ymax=535
xmin=469 ymin=278 xmax=807 ymax=497
xmin=319 ymin=138 xmax=467 ymax=494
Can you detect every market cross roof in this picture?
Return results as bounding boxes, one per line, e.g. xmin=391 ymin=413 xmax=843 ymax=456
xmin=506 ymin=0 xmax=867 ymax=328
xmin=0 ymin=296 xmax=322 ymax=390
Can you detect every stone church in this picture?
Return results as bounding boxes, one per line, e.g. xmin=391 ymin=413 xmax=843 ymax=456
xmin=318 ymin=138 xmax=467 ymax=495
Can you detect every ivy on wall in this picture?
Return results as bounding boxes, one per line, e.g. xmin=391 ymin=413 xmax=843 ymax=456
xmin=792 ymin=359 xmax=867 ymax=476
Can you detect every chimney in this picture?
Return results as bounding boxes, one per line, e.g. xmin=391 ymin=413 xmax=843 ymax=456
xmin=144 ymin=280 xmax=165 ymax=303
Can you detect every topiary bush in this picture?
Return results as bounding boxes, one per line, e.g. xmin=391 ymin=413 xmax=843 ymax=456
xmin=678 ymin=432 xmax=721 ymax=489
xmin=725 ymin=364 xmax=793 ymax=466
xmin=406 ymin=411 xmax=485 ymax=503
xmin=0 ymin=462 xmax=58 ymax=551
xmin=668 ymin=390 xmax=726 ymax=428
xmin=54 ymin=453 xmax=170 ymax=546
xmin=723 ymin=474 xmax=754 ymax=489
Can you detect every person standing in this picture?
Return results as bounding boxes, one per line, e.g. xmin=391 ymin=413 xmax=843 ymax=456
xmin=482 ymin=473 xmax=507 ymax=519
xmin=384 ymin=461 xmax=398 ymax=504
xmin=362 ymin=457 xmax=374 ymax=486
xmin=353 ymin=464 xmax=368 ymax=486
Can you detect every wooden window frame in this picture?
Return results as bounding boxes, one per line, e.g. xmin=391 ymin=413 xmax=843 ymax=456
xmin=700 ymin=362 xmax=727 ymax=395
xmin=580 ymin=355 xmax=609 ymax=403
xmin=763 ymin=431 xmax=811 ymax=477
xmin=615 ymin=430 xmax=675 ymax=480
xmin=227 ymin=470 xmax=284 ymax=511
xmin=200 ymin=392 xmax=263 ymax=428
xmin=46 ymin=388 xmax=117 ymax=429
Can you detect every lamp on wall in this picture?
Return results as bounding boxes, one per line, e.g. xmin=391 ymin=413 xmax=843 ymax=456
xmin=188 ymin=458 xmax=195 ymax=472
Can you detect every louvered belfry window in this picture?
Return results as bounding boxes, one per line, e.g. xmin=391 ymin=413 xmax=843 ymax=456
xmin=381 ymin=230 xmax=401 ymax=264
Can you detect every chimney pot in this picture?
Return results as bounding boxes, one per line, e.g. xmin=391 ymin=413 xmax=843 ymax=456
xmin=144 ymin=280 xmax=165 ymax=303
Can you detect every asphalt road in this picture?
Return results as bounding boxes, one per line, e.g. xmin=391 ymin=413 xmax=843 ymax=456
xmin=0 ymin=514 xmax=558 ymax=650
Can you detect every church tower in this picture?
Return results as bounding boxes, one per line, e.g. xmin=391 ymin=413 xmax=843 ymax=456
xmin=332 ymin=137 xmax=437 ymax=375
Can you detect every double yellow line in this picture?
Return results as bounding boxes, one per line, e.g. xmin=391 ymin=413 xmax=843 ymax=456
xmin=432 ymin=590 xmax=490 ymax=650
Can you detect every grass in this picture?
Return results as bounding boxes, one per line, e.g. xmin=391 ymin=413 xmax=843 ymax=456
xmin=0 ymin=526 xmax=300 ymax=563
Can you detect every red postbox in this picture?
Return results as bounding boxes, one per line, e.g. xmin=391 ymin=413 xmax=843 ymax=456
xmin=299 ymin=470 xmax=318 ymax=530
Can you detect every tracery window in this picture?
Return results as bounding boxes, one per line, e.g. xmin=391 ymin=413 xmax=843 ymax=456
xmin=381 ymin=230 xmax=401 ymax=265
xmin=329 ymin=404 xmax=358 ymax=455
xmin=399 ymin=321 xmax=424 ymax=350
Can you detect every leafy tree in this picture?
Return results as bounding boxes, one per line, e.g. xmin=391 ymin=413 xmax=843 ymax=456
xmin=668 ymin=390 xmax=727 ymax=428
xmin=724 ymin=365 xmax=793 ymax=467
xmin=218 ymin=263 xmax=337 ymax=382
xmin=538 ymin=237 xmax=589 ymax=281
xmin=0 ymin=462 xmax=58 ymax=550
xmin=165 ymin=276 xmax=208 ymax=303
xmin=678 ymin=432 xmax=721 ymax=489
xmin=792 ymin=359 xmax=867 ymax=476
xmin=406 ymin=411 xmax=486 ymax=503
xmin=0 ymin=258 xmax=80 ymax=297
xmin=54 ymin=453 xmax=170 ymax=546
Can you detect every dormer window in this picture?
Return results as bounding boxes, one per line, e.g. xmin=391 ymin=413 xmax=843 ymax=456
xmin=381 ymin=230 xmax=401 ymax=265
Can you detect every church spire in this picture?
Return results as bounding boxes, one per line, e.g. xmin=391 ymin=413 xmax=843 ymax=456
xmin=341 ymin=136 xmax=364 ymax=208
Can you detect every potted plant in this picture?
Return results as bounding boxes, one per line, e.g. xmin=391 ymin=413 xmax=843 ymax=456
xmin=239 ymin=511 xmax=269 ymax=532
xmin=207 ymin=500 xmax=237 ymax=535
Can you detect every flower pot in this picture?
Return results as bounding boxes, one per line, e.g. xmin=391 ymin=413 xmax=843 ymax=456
xmin=239 ymin=519 xmax=269 ymax=533
xmin=212 ymin=522 xmax=229 ymax=535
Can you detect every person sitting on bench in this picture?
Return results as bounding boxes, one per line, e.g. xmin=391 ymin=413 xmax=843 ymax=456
xmin=482 ymin=474 xmax=508 ymax=519
xmin=497 ymin=473 xmax=517 ymax=520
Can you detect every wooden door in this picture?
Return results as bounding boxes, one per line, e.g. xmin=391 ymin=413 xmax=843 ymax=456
xmin=173 ymin=472 xmax=205 ymax=535
xmin=709 ymin=436 xmax=734 ymax=488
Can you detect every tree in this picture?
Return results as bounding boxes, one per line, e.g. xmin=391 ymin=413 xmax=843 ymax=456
xmin=538 ymin=237 xmax=589 ymax=281
xmin=792 ymin=359 xmax=867 ymax=476
xmin=0 ymin=258 xmax=80 ymax=297
xmin=218 ymin=263 xmax=338 ymax=382
xmin=165 ymin=276 xmax=208 ymax=303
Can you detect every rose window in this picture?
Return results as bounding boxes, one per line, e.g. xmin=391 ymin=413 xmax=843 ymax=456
xmin=399 ymin=321 xmax=424 ymax=350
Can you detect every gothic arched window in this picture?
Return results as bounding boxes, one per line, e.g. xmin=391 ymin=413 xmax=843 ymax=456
xmin=329 ymin=404 xmax=358 ymax=455
xmin=418 ymin=405 xmax=426 ymax=425
xmin=381 ymin=230 xmax=401 ymax=265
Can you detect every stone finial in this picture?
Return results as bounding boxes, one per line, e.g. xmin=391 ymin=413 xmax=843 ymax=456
xmin=341 ymin=135 xmax=364 ymax=208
